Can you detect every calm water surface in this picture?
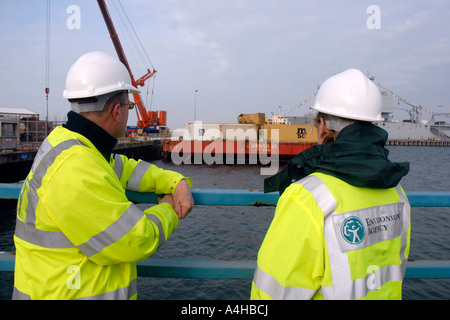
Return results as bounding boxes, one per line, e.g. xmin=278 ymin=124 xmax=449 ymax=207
xmin=0 ymin=146 xmax=449 ymax=300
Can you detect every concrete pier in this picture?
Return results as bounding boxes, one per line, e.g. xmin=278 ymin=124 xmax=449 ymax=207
xmin=386 ymin=139 xmax=450 ymax=146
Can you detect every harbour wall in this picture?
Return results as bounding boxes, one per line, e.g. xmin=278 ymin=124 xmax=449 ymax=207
xmin=385 ymin=139 xmax=450 ymax=146
xmin=0 ymin=139 xmax=163 ymax=183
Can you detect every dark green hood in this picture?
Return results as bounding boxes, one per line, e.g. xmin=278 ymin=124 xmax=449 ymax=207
xmin=264 ymin=122 xmax=410 ymax=195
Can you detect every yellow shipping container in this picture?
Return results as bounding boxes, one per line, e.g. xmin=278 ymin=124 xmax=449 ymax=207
xmin=237 ymin=113 xmax=265 ymax=125
xmin=261 ymin=124 xmax=318 ymax=143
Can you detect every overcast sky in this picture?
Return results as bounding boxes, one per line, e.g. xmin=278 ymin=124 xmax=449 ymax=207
xmin=1 ymin=0 xmax=449 ymax=130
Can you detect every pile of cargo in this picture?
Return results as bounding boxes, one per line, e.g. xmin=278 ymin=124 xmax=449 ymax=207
xmin=176 ymin=113 xmax=318 ymax=144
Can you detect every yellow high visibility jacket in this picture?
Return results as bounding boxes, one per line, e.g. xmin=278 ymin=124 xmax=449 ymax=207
xmin=251 ymin=172 xmax=411 ymax=300
xmin=13 ymin=126 xmax=192 ymax=300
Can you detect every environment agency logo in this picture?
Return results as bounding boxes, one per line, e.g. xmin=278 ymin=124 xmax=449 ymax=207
xmin=341 ymin=216 xmax=365 ymax=245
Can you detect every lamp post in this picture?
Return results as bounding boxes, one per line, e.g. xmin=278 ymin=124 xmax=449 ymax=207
xmin=194 ymin=90 xmax=198 ymax=121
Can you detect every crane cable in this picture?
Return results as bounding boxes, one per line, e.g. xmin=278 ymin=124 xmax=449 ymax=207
xmin=117 ymin=0 xmax=155 ymax=71
xmin=45 ymin=0 xmax=51 ymax=135
xmin=108 ymin=0 xmax=157 ymax=110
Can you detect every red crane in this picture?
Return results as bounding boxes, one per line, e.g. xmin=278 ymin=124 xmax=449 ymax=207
xmin=97 ymin=0 xmax=165 ymax=129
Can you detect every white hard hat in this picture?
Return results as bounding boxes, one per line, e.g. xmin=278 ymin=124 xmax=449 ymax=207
xmin=311 ymin=68 xmax=383 ymax=122
xmin=63 ymin=51 xmax=139 ymax=101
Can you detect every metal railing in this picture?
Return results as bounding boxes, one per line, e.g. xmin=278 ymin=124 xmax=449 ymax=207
xmin=0 ymin=183 xmax=449 ymax=279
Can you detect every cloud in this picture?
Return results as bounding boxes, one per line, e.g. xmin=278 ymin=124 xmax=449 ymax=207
xmin=1 ymin=0 xmax=449 ymax=129
xmin=113 ymin=0 xmax=450 ymax=127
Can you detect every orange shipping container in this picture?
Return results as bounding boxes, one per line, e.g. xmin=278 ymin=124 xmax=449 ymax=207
xmin=159 ymin=110 xmax=167 ymax=126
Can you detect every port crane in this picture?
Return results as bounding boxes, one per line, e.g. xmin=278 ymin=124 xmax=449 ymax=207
xmin=394 ymin=105 xmax=423 ymax=124
xmin=394 ymin=98 xmax=424 ymax=124
xmin=377 ymin=82 xmax=426 ymax=124
xmin=97 ymin=0 xmax=165 ymax=130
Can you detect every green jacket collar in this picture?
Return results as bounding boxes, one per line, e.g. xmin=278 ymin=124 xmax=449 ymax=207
xmin=264 ymin=122 xmax=409 ymax=195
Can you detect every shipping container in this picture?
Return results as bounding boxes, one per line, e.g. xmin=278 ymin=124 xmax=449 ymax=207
xmin=237 ymin=113 xmax=266 ymax=125
xmin=0 ymin=120 xmax=18 ymax=150
xmin=220 ymin=124 xmax=259 ymax=141
xmin=261 ymin=124 xmax=318 ymax=143
xmin=159 ymin=110 xmax=167 ymax=126
xmin=184 ymin=122 xmax=223 ymax=141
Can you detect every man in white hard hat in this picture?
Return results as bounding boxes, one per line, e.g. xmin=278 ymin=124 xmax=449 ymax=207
xmin=13 ymin=51 xmax=194 ymax=300
xmin=252 ymin=68 xmax=411 ymax=300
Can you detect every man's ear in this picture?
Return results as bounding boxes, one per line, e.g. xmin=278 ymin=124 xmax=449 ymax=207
xmin=110 ymin=103 xmax=121 ymax=122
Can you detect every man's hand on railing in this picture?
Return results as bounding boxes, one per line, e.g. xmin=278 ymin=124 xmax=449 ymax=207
xmin=173 ymin=179 xmax=194 ymax=219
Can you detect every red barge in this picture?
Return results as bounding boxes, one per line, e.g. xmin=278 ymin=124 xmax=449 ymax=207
xmin=162 ymin=114 xmax=318 ymax=164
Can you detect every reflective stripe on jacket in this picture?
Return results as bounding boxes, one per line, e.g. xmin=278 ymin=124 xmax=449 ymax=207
xmin=13 ymin=126 xmax=191 ymax=300
xmin=251 ymin=172 xmax=411 ymax=300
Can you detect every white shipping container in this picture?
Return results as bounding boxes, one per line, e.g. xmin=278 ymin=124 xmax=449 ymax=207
xmin=220 ymin=124 xmax=259 ymax=142
xmin=184 ymin=122 xmax=222 ymax=141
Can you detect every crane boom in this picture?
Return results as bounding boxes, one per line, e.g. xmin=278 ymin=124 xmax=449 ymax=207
xmin=97 ymin=0 xmax=158 ymax=128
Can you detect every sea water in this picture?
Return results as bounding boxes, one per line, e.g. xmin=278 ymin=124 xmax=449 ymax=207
xmin=0 ymin=146 xmax=449 ymax=300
